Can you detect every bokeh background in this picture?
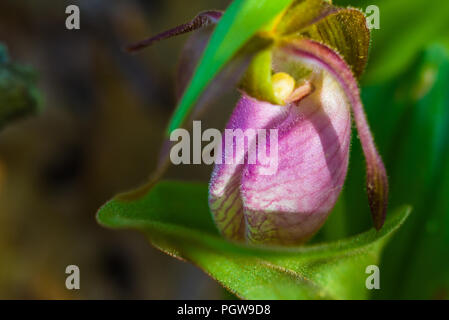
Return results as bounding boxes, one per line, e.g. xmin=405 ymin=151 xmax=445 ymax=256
xmin=0 ymin=0 xmax=231 ymax=299
xmin=0 ymin=0 xmax=448 ymax=299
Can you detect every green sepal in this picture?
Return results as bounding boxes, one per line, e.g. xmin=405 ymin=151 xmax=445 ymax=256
xmin=298 ymin=8 xmax=370 ymax=78
xmin=275 ymin=1 xmax=370 ymax=78
xmin=275 ymin=0 xmax=334 ymax=35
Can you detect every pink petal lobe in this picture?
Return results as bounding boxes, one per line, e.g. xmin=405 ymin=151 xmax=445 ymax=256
xmin=242 ymin=73 xmax=351 ymax=245
xmin=209 ymin=96 xmax=289 ymax=241
xmin=281 ymin=39 xmax=389 ymax=231
xmin=209 ymin=39 xmax=388 ymax=245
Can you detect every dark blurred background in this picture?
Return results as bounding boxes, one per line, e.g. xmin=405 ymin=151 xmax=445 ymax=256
xmin=0 ymin=0 xmax=233 ymax=299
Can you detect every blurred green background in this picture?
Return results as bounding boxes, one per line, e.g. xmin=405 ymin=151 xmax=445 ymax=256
xmin=0 ymin=0 xmax=231 ymax=299
xmin=0 ymin=0 xmax=448 ymax=299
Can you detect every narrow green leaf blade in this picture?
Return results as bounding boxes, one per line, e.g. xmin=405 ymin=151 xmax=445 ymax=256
xmin=167 ymin=0 xmax=294 ymax=134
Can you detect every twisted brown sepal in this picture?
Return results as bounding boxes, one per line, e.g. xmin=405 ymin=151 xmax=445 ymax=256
xmin=365 ymin=152 xmax=389 ymax=230
xmin=275 ymin=0 xmax=371 ymax=79
xmin=126 ymin=10 xmax=223 ymax=52
xmin=279 ymin=38 xmax=388 ymax=230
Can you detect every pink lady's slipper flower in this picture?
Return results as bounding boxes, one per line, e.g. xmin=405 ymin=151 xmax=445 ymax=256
xmin=209 ymin=38 xmax=388 ymax=245
xmin=130 ymin=1 xmax=388 ymax=246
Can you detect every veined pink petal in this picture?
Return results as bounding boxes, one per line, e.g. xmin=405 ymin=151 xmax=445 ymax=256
xmin=242 ymin=73 xmax=351 ymax=245
xmin=209 ymin=39 xmax=387 ymax=245
xmin=280 ymin=39 xmax=388 ymax=231
xmin=209 ymin=96 xmax=289 ymax=241
xmin=209 ymin=70 xmax=351 ymax=245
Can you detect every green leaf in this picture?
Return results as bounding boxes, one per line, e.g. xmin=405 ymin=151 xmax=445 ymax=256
xmin=340 ymin=44 xmax=449 ymax=299
xmin=0 ymin=45 xmax=40 ymax=130
xmin=0 ymin=44 xmax=9 ymax=64
xmin=98 ymin=180 xmax=410 ymax=300
xmin=167 ymin=0 xmax=294 ymax=134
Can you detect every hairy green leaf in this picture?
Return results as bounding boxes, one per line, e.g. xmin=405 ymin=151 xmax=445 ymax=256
xmin=98 ymin=180 xmax=410 ymax=300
